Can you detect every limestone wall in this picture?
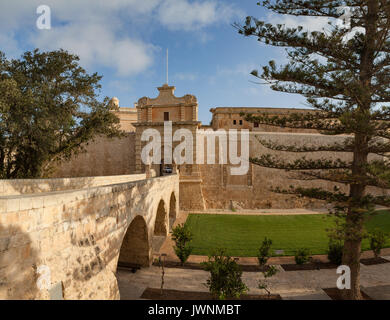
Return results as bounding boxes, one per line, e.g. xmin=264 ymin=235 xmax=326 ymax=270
xmin=53 ymin=134 xmax=136 ymax=178
xmin=210 ymin=107 xmax=318 ymax=133
xmin=199 ymin=132 xmax=387 ymax=209
xmin=0 ymin=174 xmax=179 ymax=300
xmin=48 ymin=125 xmax=388 ymax=211
xmin=113 ymin=107 xmax=137 ymax=132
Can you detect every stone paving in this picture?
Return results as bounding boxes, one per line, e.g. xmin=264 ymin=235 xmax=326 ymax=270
xmin=117 ymin=260 xmax=390 ymax=300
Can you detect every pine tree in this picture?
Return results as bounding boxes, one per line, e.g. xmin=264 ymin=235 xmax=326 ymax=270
xmin=235 ymin=0 xmax=390 ymax=299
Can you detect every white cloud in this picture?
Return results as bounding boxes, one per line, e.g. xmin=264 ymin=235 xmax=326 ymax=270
xmin=266 ymin=7 xmax=366 ymax=40
xmin=0 ymin=32 xmax=22 ymax=58
xmin=32 ymin=22 xmax=155 ymax=77
xmin=0 ymin=0 xmax=242 ymax=76
xmin=0 ymin=2 xmax=36 ymax=29
xmin=266 ymin=13 xmax=330 ymax=32
xmin=0 ymin=0 xmax=160 ymax=76
xmin=158 ymin=0 xmax=243 ymax=31
xmin=266 ymin=12 xmax=366 ymax=49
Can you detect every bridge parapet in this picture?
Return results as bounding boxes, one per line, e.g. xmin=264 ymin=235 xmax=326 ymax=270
xmin=0 ymin=174 xmax=147 ymax=196
xmin=0 ymin=174 xmax=179 ymax=300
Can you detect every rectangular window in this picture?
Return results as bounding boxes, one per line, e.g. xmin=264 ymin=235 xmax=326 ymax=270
xmin=254 ymin=122 xmax=259 ymax=128
xmin=233 ymin=120 xmax=237 ymax=125
xmin=164 ymin=112 xmax=169 ymax=121
xmin=239 ymin=120 xmax=243 ymax=125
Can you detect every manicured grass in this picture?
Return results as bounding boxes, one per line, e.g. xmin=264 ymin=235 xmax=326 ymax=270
xmin=185 ymin=211 xmax=390 ymax=257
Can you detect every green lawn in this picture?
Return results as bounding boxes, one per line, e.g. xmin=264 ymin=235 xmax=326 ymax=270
xmin=185 ymin=211 xmax=390 ymax=257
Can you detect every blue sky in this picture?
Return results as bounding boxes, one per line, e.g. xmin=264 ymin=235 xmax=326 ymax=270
xmin=1 ymin=0 xmax=329 ymax=123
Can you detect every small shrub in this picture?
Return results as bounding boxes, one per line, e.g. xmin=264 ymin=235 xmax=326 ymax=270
xmin=201 ymin=249 xmax=248 ymax=300
xmin=257 ymin=237 xmax=273 ymax=266
xmin=327 ymin=240 xmax=344 ymax=265
xmin=294 ymin=248 xmax=310 ymax=265
xmin=369 ymin=229 xmax=389 ymax=259
xmin=171 ymin=224 xmax=193 ymax=265
xmin=258 ymin=265 xmax=278 ymax=295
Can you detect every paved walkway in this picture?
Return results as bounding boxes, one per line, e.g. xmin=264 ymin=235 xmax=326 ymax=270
xmin=117 ymin=257 xmax=390 ymax=300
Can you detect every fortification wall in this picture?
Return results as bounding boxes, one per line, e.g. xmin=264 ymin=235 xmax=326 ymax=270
xmin=49 ymin=128 xmax=388 ymax=211
xmin=53 ymin=134 xmax=136 ymax=178
xmin=200 ymin=132 xmax=387 ymax=209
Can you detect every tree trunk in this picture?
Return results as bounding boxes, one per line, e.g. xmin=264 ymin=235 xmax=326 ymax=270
xmin=342 ymin=132 xmax=367 ymax=300
xmin=341 ymin=0 xmax=379 ymax=300
xmin=342 ymin=222 xmax=363 ymax=300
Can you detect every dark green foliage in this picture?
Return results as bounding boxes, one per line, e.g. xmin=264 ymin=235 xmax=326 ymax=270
xmin=171 ymin=224 xmax=193 ymax=265
xmin=327 ymin=240 xmax=344 ymax=265
xmin=201 ymin=249 xmax=248 ymax=300
xmin=369 ymin=229 xmax=389 ymax=258
xmin=0 ymin=49 xmax=123 ymax=179
xmin=367 ymin=161 xmax=390 ymax=188
xmin=257 ymin=237 xmax=273 ymax=266
xmin=173 ymin=245 xmax=192 ymax=266
xmin=294 ymin=248 xmax=311 ymax=265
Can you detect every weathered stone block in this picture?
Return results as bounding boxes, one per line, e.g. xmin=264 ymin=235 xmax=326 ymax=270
xmin=19 ymin=198 xmax=33 ymax=211
xmin=32 ymin=197 xmax=44 ymax=209
xmin=0 ymin=199 xmax=6 ymax=213
xmin=6 ymin=199 xmax=19 ymax=213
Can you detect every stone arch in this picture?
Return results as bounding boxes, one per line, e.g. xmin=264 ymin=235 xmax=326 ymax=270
xmin=154 ymin=199 xmax=168 ymax=236
xmin=169 ymin=192 xmax=177 ymax=230
xmin=118 ymin=216 xmax=150 ymax=267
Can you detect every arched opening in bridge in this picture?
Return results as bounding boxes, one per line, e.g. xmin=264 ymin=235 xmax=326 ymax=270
xmin=154 ymin=200 xmax=168 ymax=236
xmin=118 ymin=216 xmax=150 ymax=267
xmin=152 ymin=200 xmax=168 ymax=254
xmin=169 ymin=192 xmax=177 ymax=230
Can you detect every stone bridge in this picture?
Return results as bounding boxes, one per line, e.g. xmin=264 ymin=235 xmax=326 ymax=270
xmin=0 ymin=174 xmax=179 ymax=300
